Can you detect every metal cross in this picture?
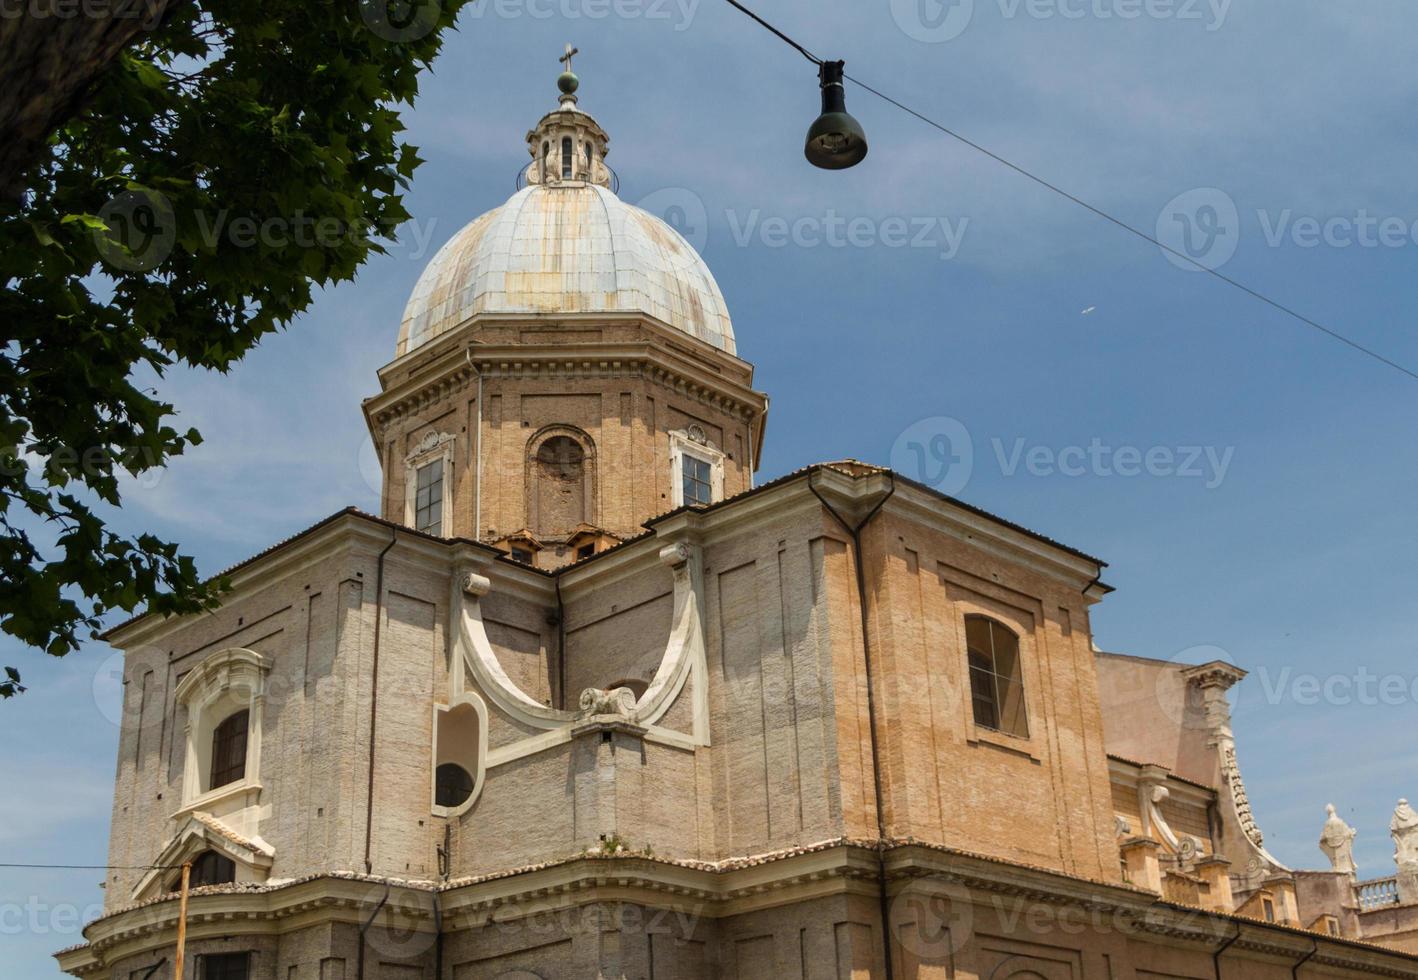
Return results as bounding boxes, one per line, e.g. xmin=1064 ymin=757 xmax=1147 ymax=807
xmin=559 ymin=43 xmax=578 ymax=72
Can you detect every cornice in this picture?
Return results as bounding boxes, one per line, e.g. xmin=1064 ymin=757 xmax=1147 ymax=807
xmin=56 ymin=841 xmax=1418 ymax=978
xmin=1183 ymin=659 xmax=1249 ymax=689
xmin=378 ymin=311 xmax=757 ymax=383
xmin=59 ymin=844 xmax=879 ymax=975
xmin=364 ymin=340 xmax=767 ymax=439
xmin=105 ymin=512 xmax=395 ymax=648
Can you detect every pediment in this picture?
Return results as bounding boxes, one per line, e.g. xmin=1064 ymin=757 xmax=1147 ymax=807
xmin=130 ymin=812 xmax=274 ymax=901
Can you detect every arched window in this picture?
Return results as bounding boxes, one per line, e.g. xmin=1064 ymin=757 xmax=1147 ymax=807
xmin=174 ymin=648 xmax=268 ymax=809
xmin=209 ymin=709 xmax=249 ymax=790
xmin=540 ymin=140 xmax=549 ymax=182
xmin=584 ymin=141 xmax=592 ymax=172
xmin=168 ymin=849 xmax=236 ymax=892
xmin=964 ymin=616 xmax=1028 ymax=737
xmin=561 ymin=137 xmax=573 ymax=179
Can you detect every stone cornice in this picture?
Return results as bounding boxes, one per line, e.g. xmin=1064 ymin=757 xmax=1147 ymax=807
xmin=60 ymin=841 xmax=1418 ymax=978
xmin=378 ymin=311 xmax=757 ymax=383
xmin=364 ymin=339 xmax=768 ymax=442
xmin=1183 ymin=659 xmax=1249 ymax=689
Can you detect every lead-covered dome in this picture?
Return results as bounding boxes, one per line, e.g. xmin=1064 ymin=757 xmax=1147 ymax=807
xmin=396 ymin=73 xmax=734 ymax=358
xmin=396 ymin=184 xmax=734 ymax=357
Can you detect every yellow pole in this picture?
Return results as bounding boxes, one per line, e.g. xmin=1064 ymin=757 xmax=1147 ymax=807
xmin=173 ymin=861 xmax=192 ymax=979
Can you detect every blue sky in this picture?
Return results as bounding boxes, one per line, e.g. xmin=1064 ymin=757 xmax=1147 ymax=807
xmin=5 ymin=1 xmax=1418 ymax=974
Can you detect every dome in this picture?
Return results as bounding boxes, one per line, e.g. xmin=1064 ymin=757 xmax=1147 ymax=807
xmin=396 ymin=183 xmax=735 ymax=358
xmin=398 ymin=66 xmax=735 ymax=358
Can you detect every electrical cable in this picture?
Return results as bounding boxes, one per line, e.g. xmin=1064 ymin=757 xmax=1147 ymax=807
xmin=717 ymin=0 xmax=1418 ymax=383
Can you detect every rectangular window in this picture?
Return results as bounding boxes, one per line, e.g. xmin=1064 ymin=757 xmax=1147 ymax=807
xmin=964 ymin=616 xmax=1029 ymax=738
xmin=414 ymin=459 xmax=443 ymax=536
xmin=209 ymin=710 xmax=249 ymax=790
xmin=1262 ymin=897 xmax=1276 ymax=922
xmin=681 ymin=454 xmax=713 ymax=506
xmin=510 ymin=548 xmax=533 ymax=565
xmin=202 ymin=953 xmax=251 ymax=980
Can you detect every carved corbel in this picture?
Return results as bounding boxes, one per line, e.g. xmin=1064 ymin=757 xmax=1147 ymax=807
xmin=1138 ymin=767 xmax=1181 ymax=853
xmin=462 ymin=572 xmax=491 ymax=597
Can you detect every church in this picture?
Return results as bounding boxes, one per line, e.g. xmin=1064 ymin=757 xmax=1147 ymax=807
xmin=58 ymin=61 xmax=1418 ymax=980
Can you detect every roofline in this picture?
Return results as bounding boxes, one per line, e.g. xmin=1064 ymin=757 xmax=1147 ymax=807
xmin=98 ymin=508 xmax=540 ymax=643
xmin=643 ymin=462 xmax=1108 ymax=568
xmin=104 ymin=461 xmax=1109 ymax=643
xmin=1106 ymin=752 xmax=1217 ymax=794
xmin=1094 ymin=652 xmax=1249 ymax=689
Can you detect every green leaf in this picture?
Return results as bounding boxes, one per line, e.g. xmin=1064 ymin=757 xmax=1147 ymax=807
xmin=0 ymin=0 xmax=473 ymax=698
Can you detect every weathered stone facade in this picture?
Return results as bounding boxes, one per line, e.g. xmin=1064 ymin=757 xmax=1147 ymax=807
xmin=58 ymin=68 xmax=1418 ymax=980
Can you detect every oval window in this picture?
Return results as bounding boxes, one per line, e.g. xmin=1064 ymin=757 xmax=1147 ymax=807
xmin=435 ymin=762 xmax=474 ymax=808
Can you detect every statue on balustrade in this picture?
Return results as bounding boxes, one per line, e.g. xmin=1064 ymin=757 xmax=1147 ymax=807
xmin=1320 ymin=803 xmax=1358 ymax=876
xmin=1392 ymin=798 xmax=1418 ymax=904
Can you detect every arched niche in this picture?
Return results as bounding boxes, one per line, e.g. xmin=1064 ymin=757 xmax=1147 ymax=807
xmin=524 ymin=424 xmax=597 ymax=541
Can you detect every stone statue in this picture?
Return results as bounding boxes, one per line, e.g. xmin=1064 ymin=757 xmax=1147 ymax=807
xmin=1393 ymin=798 xmax=1418 ymax=904
xmin=577 ymin=687 xmax=637 ymax=720
xmin=1393 ymin=799 xmax=1418 ymax=866
xmin=1318 ymin=803 xmax=1358 ymax=875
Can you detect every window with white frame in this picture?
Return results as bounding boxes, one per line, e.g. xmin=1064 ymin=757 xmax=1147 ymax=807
xmin=669 ymin=427 xmax=725 ymax=508
xmin=173 ymin=648 xmax=268 ymax=810
xmin=681 ymin=453 xmax=713 ymax=506
xmin=414 ymin=459 xmax=444 ymax=535
xmin=404 ymin=432 xmax=454 ymax=537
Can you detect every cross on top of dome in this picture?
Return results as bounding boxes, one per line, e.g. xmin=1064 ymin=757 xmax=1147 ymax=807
xmin=524 ymin=45 xmax=612 ymax=188
xmin=557 ymin=43 xmax=580 ymax=106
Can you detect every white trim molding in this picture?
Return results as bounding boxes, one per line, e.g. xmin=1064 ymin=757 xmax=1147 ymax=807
xmin=452 ymin=536 xmax=711 ymax=771
xmin=131 ymin=812 xmax=274 ymax=901
xmin=404 ymin=430 xmax=456 ymax=535
xmin=431 ymin=693 xmax=490 ymax=818
xmin=635 ymin=540 xmax=709 ymax=742
xmin=669 ymin=426 xmax=725 ymax=507
xmin=173 ymin=648 xmax=270 ymax=814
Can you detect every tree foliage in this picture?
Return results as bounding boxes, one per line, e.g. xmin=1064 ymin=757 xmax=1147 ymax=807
xmin=0 ymin=0 xmax=469 ymax=696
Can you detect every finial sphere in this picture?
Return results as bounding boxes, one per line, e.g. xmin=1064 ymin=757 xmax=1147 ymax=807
xmin=557 ymin=70 xmax=579 ymax=95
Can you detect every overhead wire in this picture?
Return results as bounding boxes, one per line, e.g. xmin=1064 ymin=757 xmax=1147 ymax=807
xmin=718 ymin=0 xmax=1418 ymax=383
